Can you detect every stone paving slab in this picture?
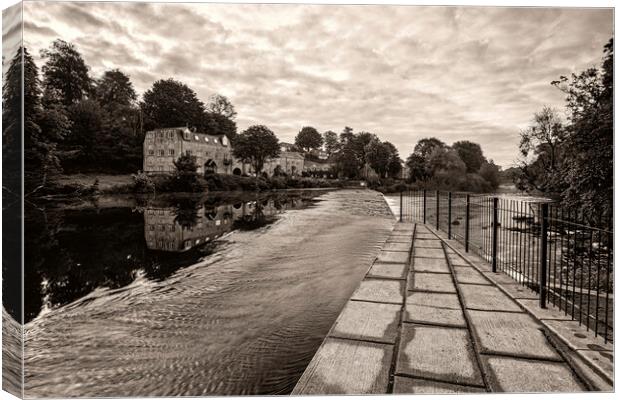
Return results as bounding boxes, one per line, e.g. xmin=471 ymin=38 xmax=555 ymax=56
xmin=382 ymin=242 xmax=411 ymax=252
xmin=518 ymin=299 xmax=574 ymax=321
xmin=541 ymin=319 xmax=614 ymax=352
xmin=453 ymin=266 xmax=491 ymax=285
xmin=405 ymin=292 xmax=466 ymax=328
xmin=376 ymin=250 xmax=410 ymax=264
xmin=386 ymin=236 xmax=413 ymax=244
xmin=460 ymin=284 xmax=523 ymax=312
xmin=448 ymin=255 xmax=470 ymax=266
xmin=483 ymin=271 xmax=522 ymax=285
xmin=396 ymin=325 xmax=483 ymax=386
xmin=468 ymin=310 xmax=562 ymax=361
xmin=410 ymin=272 xmax=456 ymax=293
xmin=499 ymin=283 xmax=539 ymax=300
xmin=368 ymin=263 xmax=407 ymax=280
xmin=415 ymin=232 xmax=437 ymax=239
xmin=413 ymin=239 xmax=442 ymax=248
xmin=415 ymin=247 xmax=445 ymax=259
xmin=485 ymin=356 xmax=585 ymax=393
xmin=577 ymin=350 xmax=613 ymax=379
xmin=393 ymin=376 xmax=484 ymax=394
xmin=292 ymin=338 xmax=392 ymax=394
xmin=351 ymin=279 xmax=404 ymax=304
xmin=393 ymin=225 xmax=415 ymax=234
xmin=412 ymin=257 xmax=450 ymax=274
xmin=331 ymin=301 xmax=401 ymax=344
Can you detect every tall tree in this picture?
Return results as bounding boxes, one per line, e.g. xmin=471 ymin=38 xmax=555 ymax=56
xmin=323 ymin=130 xmax=339 ymax=156
xmin=516 ymin=106 xmax=566 ymax=197
xmin=413 ymin=137 xmax=446 ymax=159
xmin=206 ymin=94 xmax=237 ymax=120
xmin=452 ymin=140 xmax=485 ymax=173
xmin=40 ymin=39 xmax=92 ymax=107
xmin=405 ymin=153 xmax=428 ymax=183
xmin=295 ymin=126 xmax=323 ymax=152
xmin=232 ymin=125 xmax=280 ymax=178
xmin=366 ymin=139 xmax=392 ymax=177
xmin=94 ymin=69 xmax=137 ymax=112
xmin=340 ymin=126 xmax=354 ymax=144
xmin=3 ymin=47 xmax=67 ymax=192
xmin=141 ymin=78 xmax=205 ymax=131
xmin=551 ymin=38 xmax=613 ymax=221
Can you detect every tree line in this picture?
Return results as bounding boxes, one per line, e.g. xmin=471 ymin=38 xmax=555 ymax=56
xmin=404 ymin=137 xmax=501 ymax=192
xmin=2 ymin=39 xmax=238 ymax=194
xmin=516 ymin=38 xmax=613 ymax=222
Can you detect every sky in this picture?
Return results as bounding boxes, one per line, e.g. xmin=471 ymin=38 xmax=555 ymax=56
xmin=7 ymin=2 xmax=615 ymax=167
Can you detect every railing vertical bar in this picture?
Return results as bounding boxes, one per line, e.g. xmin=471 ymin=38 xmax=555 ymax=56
xmin=492 ymin=197 xmax=498 ymax=273
xmin=594 ymin=214 xmax=602 ymax=337
xmin=448 ymin=192 xmax=452 ymax=239
xmin=465 ymin=194 xmax=470 ymax=252
xmin=436 ymin=191 xmax=440 ymax=230
xmin=539 ymin=203 xmax=548 ymax=308
xmin=586 ymin=224 xmax=593 ymax=331
xmin=603 ymin=221 xmax=611 ymax=343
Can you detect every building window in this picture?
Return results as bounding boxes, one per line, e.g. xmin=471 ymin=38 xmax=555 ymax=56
xmin=169 ymin=149 xmax=175 ymax=156
xmin=158 ymin=166 xmax=164 ymax=172
xmin=204 ymin=137 xmax=209 ymax=143
xmin=158 ymin=149 xmax=165 ymax=156
xmin=148 ymin=149 xmax=154 ymax=155
xmin=194 ymin=135 xmax=199 ymax=141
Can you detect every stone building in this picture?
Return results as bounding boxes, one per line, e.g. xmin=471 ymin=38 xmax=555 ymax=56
xmin=143 ymin=127 xmax=310 ymax=177
xmin=143 ymin=127 xmax=233 ymax=175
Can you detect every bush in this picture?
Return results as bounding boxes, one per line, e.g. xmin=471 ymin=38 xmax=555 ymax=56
xmin=131 ymin=171 xmax=155 ymax=193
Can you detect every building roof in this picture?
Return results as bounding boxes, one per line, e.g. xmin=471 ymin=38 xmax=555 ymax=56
xmin=149 ymin=127 xmax=230 ymax=146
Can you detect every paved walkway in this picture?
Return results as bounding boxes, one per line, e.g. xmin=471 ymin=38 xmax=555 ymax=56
xmin=292 ymin=223 xmax=610 ymax=394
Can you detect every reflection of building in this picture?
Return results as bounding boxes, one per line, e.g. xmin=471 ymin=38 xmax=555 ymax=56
xmin=144 ymin=205 xmax=234 ymax=252
xmin=143 ymin=127 xmax=233 ymax=175
xmin=143 ymin=197 xmax=309 ymax=252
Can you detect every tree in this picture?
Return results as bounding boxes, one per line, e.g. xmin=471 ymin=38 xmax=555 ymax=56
xmin=3 ymin=47 xmax=67 ymax=193
xmin=340 ymin=126 xmax=354 ymax=144
xmin=171 ymin=151 xmax=201 ymax=192
xmin=141 ymin=78 xmax=205 ymax=131
xmin=94 ymin=69 xmax=137 ymax=113
xmin=232 ymin=125 xmax=280 ymax=179
xmin=516 ymin=106 xmax=566 ymax=197
xmin=323 ymin=130 xmax=339 ymax=156
xmin=405 ymin=153 xmax=428 ymax=183
xmin=206 ymin=94 xmax=237 ymax=120
xmin=453 ymin=140 xmax=485 ymax=173
xmin=479 ymin=160 xmax=500 ymax=190
xmin=40 ymin=39 xmax=92 ymax=107
xmin=551 ymin=38 xmax=613 ymax=221
xmin=366 ymin=139 xmax=392 ymax=177
xmin=413 ymin=137 xmax=446 ymax=159
xmin=202 ymin=112 xmax=237 ymax=141
xmin=383 ymin=142 xmax=403 ymax=178
xmin=295 ymin=126 xmax=323 ymax=152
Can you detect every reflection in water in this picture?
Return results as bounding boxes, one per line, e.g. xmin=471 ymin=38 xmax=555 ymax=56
xmin=145 ymin=196 xmax=306 ymax=253
xmin=20 ymin=192 xmax=318 ymax=324
xmin=20 ymin=189 xmax=395 ymax=397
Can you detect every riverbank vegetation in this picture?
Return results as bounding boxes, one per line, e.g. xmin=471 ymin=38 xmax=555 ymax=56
xmin=515 ymin=38 xmax=613 ymax=222
xmin=403 ymin=138 xmax=501 ymax=193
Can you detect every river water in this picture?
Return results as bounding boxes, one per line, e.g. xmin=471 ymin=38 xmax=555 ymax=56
xmin=12 ymin=189 xmax=395 ymax=397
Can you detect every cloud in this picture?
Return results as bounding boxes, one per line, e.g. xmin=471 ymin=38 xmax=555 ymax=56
xmin=20 ymin=2 xmax=613 ymax=167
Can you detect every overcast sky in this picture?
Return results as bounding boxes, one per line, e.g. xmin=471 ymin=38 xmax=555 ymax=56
xmin=12 ymin=2 xmax=615 ymax=167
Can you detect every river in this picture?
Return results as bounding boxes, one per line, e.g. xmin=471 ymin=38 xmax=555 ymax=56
xmin=8 ymin=189 xmax=395 ymax=397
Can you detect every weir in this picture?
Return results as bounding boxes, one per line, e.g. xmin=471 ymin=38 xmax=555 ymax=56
xmin=292 ymin=221 xmax=613 ymax=394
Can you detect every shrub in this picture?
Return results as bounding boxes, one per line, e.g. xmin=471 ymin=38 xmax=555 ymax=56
xmin=132 ymin=171 xmax=155 ymax=193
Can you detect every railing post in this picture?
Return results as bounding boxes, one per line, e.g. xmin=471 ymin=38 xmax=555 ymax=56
xmin=492 ymin=197 xmax=498 ymax=273
xmin=436 ymin=191 xmax=440 ymax=230
xmin=448 ymin=192 xmax=452 ymax=239
xmin=423 ymin=189 xmax=427 ymax=224
xmin=399 ymin=191 xmax=403 ymax=222
xmin=465 ymin=194 xmax=470 ymax=252
xmin=539 ymin=203 xmax=549 ymax=309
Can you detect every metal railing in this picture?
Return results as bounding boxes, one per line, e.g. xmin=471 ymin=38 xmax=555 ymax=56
xmin=399 ymin=189 xmax=614 ymax=343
